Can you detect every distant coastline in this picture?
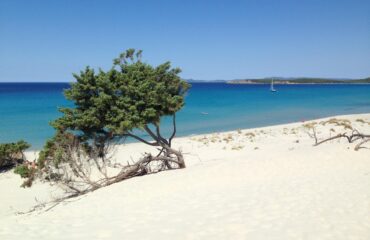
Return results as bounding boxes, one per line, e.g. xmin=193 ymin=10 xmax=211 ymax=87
xmin=186 ymin=77 xmax=370 ymax=84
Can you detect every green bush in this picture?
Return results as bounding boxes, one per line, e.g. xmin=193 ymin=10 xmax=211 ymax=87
xmin=14 ymin=163 xmax=38 ymax=187
xmin=14 ymin=164 xmax=31 ymax=178
xmin=12 ymin=131 xmax=82 ymax=188
xmin=0 ymin=140 xmax=30 ymax=169
xmin=37 ymin=131 xmax=80 ymax=169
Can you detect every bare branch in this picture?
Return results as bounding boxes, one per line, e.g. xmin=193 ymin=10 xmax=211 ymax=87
xmin=355 ymin=138 xmax=370 ymax=151
xmin=123 ymin=132 xmax=159 ymax=146
xmin=154 ymin=123 xmax=169 ymax=145
xmin=169 ymin=114 xmax=177 ymax=147
xmin=314 ymin=133 xmax=347 ymax=146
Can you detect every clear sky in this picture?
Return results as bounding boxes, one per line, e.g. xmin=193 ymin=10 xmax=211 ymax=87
xmin=0 ymin=0 xmax=369 ymax=82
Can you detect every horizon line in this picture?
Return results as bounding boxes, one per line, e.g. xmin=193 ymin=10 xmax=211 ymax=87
xmin=1 ymin=75 xmax=370 ymax=83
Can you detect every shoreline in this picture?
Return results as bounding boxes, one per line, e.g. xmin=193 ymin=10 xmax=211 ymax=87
xmin=2 ymin=112 xmax=370 ymax=239
xmin=24 ymin=112 xmax=370 ymax=152
xmin=2 ymin=82 xmax=370 ymax=151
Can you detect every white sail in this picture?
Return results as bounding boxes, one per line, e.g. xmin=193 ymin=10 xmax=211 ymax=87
xmin=270 ymin=79 xmax=277 ymax=92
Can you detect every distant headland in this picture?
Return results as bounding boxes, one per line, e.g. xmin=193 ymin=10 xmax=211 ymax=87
xmin=186 ymin=77 xmax=370 ymax=84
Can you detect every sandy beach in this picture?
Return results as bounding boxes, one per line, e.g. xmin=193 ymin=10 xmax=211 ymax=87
xmin=1 ymin=113 xmax=370 ymax=240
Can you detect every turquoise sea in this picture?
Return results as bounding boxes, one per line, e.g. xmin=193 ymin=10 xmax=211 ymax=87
xmin=1 ymin=82 xmax=370 ymax=149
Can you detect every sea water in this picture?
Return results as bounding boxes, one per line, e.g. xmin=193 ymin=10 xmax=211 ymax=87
xmin=1 ymin=82 xmax=370 ymax=149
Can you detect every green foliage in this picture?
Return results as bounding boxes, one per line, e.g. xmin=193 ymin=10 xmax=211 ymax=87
xmin=15 ymin=132 xmax=78 ymax=188
xmin=0 ymin=140 xmax=30 ymax=169
xmin=37 ymin=131 xmax=82 ymax=169
xmin=52 ymin=49 xmax=190 ymax=142
xmin=14 ymin=164 xmax=37 ymax=188
xmin=14 ymin=164 xmax=31 ymax=178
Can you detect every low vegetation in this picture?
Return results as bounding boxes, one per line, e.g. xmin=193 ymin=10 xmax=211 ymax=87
xmin=0 ymin=140 xmax=30 ymax=171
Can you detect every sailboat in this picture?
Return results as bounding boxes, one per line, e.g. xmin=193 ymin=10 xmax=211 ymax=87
xmin=270 ymin=78 xmax=277 ymax=92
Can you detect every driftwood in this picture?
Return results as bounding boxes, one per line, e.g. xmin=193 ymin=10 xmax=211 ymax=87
xmin=305 ymin=124 xmax=370 ymax=151
xmin=354 ymin=138 xmax=370 ymax=151
xmin=314 ymin=130 xmax=370 ymax=146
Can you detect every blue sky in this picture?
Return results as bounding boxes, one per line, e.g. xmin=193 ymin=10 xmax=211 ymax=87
xmin=0 ymin=0 xmax=369 ymax=82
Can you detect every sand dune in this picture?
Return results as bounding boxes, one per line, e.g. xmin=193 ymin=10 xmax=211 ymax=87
xmin=1 ymin=113 xmax=370 ymax=240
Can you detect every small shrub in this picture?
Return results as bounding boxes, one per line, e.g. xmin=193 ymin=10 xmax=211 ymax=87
xmin=303 ymin=122 xmax=317 ymax=129
xmin=0 ymin=140 xmax=30 ymax=170
xmin=355 ymin=118 xmax=366 ymax=123
xmin=244 ymin=132 xmax=256 ymax=138
xmin=14 ymin=164 xmax=31 ymax=178
xmin=321 ymin=118 xmax=353 ymax=130
xmin=14 ymin=163 xmax=38 ymax=187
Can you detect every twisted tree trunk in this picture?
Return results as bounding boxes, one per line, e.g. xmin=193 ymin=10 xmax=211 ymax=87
xmin=123 ymin=114 xmax=185 ymax=169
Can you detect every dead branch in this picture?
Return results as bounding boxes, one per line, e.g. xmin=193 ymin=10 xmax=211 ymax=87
xmin=314 ymin=133 xmax=347 ymax=146
xmin=303 ymin=119 xmax=370 ymax=151
xmin=314 ymin=132 xmax=370 ymax=146
xmin=355 ymin=138 xmax=370 ymax=151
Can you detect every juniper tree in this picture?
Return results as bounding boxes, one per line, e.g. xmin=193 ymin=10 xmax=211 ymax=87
xmin=52 ymin=49 xmax=189 ymax=169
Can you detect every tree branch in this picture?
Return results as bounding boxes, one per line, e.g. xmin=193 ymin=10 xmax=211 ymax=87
xmin=169 ymin=114 xmax=177 ymax=147
xmin=314 ymin=131 xmax=370 ymax=149
xmin=123 ymin=132 xmax=159 ymax=146
xmin=355 ymin=138 xmax=370 ymax=151
xmin=154 ymin=123 xmax=169 ymax=145
xmin=314 ymin=133 xmax=347 ymax=146
xmin=144 ymin=125 xmax=160 ymax=143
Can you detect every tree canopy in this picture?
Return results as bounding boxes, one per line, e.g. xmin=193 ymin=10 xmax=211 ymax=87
xmin=52 ymin=49 xmax=189 ymax=144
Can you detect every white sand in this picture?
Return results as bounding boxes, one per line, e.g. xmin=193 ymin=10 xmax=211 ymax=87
xmin=1 ymin=113 xmax=370 ymax=240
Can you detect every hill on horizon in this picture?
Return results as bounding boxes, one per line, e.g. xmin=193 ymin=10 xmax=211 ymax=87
xmin=186 ymin=77 xmax=370 ymax=84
